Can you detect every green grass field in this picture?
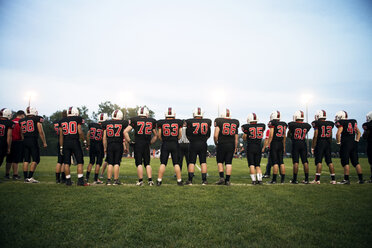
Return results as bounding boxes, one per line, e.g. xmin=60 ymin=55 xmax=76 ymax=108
xmin=0 ymin=157 xmax=371 ymax=248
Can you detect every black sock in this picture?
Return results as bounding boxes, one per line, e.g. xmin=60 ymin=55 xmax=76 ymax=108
xmin=86 ymin=171 xmax=90 ymax=180
xmin=148 ymin=178 xmax=152 ymax=182
xmin=219 ymin=172 xmax=224 ymax=178
xmin=272 ymin=174 xmax=277 ymax=182
xmin=5 ymin=173 xmax=9 ymax=177
xmin=225 ymin=175 xmax=230 ymax=182
xmin=94 ymin=174 xmax=98 ymax=181
xmin=29 ymin=171 xmax=34 ymax=178
xmin=24 ymin=171 xmax=28 ymax=179
xmin=202 ymin=173 xmax=207 ymax=181
xmin=139 ymin=178 xmax=143 ymax=182
xmin=345 ymin=175 xmax=349 ymax=181
xmin=331 ymin=174 xmax=335 ymax=181
xmin=315 ymin=174 xmax=320 ymax=181
xmin=61 ymin=172 xmax=66 ymax=180
xmin=78 ymin=177 xmax=84 ymax=183
xmin=305 ymin=173 xmax=309 ymax=181
xmin=56 ymin=173 xmax=60 ymax=180
xmin=188 ymin=172 xmax=194 ymax=181
xmin=281 ymin=174 xmax=285 ymax=183
xmin=293 ymin=173 xmax=297 ymax=181
xmin=358 ymin=174 xmax=363 ymax=181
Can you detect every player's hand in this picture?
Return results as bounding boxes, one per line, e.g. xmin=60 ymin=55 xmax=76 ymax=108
xmin=124 ymin=148 xmax=129 ymax=154
xmin=86 ymin=146 xmax=89 ymax=151
xmin=60 ymin=146 xmax=63 ymax=155
xmin=43 ymin=143 xmax=47 ymax=148
xmin=7 ymin=148 xmax=11 ymax=154
xmin=311 ymin=148 xmax=314 ymax=155
xmin=261 ymin=147 xmax=265 ymax=153
xmin=129 ymin=140 xmax=135 ymax=146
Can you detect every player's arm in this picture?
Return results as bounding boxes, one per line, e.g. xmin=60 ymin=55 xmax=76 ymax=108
xmin=267 ymin=127 xmax=274 ymax=147
xmin=283 ymin=129 xmax=287 ymax=154
xmin=123 ymin=125 xmax=133 ymax=143
xmin=37 ymin=122 xmax=47 ymax=148
xmin=78 ymin=124 xmax=87 ymax=147
xmin=286 ymin=129 xmax=292 ymax=139
xmin=242 ymin=133 xmax=247 ymax=141
xmin=150 ymin=128 xmax=157 ymax=144
xmin=7 ymin=129 xmax=12 ymax=154
xmin=103 ymin=130 xmax=107 ymax=153
xmin=86 ymin=131 xmax=90 ymax=147
xmin=234 ymin=133 xmax=239 ymax=153
xmin=261 ymin=137 xmax=268 ymax=153
xmin=336 ymin=126 xmax=343 ymax=144
xmin=312 ymin=129 xmax=318 ymax=152
xmin=355 ymin=126 xmax=361 ymax=142
xmin=178 ymin=127 xmax=182 ymax=140
xmin=157 ymin=128 xmax=162 ymax=141
xmin=123 ymin=139 xmax=128 ymax=153
xmin=214 ymin=126 xmax=220 ymax=145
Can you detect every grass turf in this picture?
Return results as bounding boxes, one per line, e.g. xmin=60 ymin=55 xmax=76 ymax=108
xmin=0 ymin=157 xmax=371 ymax=248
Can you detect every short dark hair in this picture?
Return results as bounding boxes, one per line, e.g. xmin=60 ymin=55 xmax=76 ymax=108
xmin=16 ymin=110 xmax=25 ymax=116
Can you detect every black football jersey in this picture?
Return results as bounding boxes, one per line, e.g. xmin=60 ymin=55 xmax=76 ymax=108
xmin=268 ymin=120 xmax=287 ymax=142
xmin=312 ymin=120 xmax=334 ymax=141
xmin=241 ymin=123 xmax=266 ymax=145
xmin=335 ymin=119 xmax=358 ymax=143
xmin=19 ymin=115 xmax=44 ymax=138
xmin=157 ymin=119 xmax=183 ymax=142
xmin=104 ymin=120 xmax=128 ymax=143
xmin=186 ymin=118 xmax=212 ymax=142
xmin=130 ymin=116 xmax=157 ymax=143
xmin=288 ymin=121 xmax=311 ymax=142
xmin=214 ymin=118 xmax=240 ymax=144
xmin=53 ymin=120 xmax=60 ymax=136
xmin=0 ymin=119 xmax=15 ymax=143
xmin=59 ymin=116 xmax=84 ymax=140
xmin=88 ymin=122 xmax=104 ymax=142
xmin=362 ymin=121 xmax=372 ymax=144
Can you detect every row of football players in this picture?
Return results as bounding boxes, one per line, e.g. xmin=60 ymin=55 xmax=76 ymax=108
xmin=1 ymin=106 xmax=371 ymax=185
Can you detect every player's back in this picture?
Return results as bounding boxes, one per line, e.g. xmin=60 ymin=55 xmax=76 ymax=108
xmin=362 ymin=121 xmax=372 ymax=144
xmin=186 ymin=118 xmax=212 ymax=142
xmin=241 ymin=123 xmax=265 ymax=145
xmin=288 ymin=121 xmax=311 ymax=142
xmin=59 ymin=116 xmax=84 ymax=140
xmin=130 ymin=116 xmax=157 ymax=143
xmin=89 ymin=122 xmax=104 ymax=142
xmin=335 ymin=119 xmax=358 ymax=143
xmin=312 ymin=120 xmax=334 ymax=141
xmin=268 ymin=120 xmax=287 ymax=142
xmin=215 ymin=118 xmax=240 ymax=144
xmin=104 ymin=119 xmax=128 ymax=143
xmin=157 ymin=118 xmax=183 ymax=142
xmin=20 ymin=116 xmax=43 ymax=138
xmin=0 ymin=119 xmax=15 ymax=142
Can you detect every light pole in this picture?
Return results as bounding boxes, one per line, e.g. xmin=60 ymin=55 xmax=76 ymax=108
xmin=302 ymin=94 xmax=312 ymax=155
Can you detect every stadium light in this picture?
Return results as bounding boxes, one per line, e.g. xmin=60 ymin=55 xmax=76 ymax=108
xmin=212 ymin=89 xmax=226 ymax=116
xmin=301 ymin=93 xmax=313 ymax=154
xmin=24 ymin=91 xmax=38 ymax=107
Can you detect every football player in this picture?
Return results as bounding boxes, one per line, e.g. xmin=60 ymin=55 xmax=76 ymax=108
xmin=262 ymin=129 xmax=272 ymax=178
xmin=20 ymin=107 xmax=47 ymax=183
xmin=103 ymin=110 xmax=128 ymax=185
xmin=335 ymin=111 xmax=364 ymax=184
xmin=266 ymin=111 xmax=287 ymax=184
xmin=214 ymin=109 xmax=240 ymax=186
xmin=5 ymin=110 xmax=25 ymax=180
xmin=242 ymin=113 xmax=265 ymax=185
xmin=86 ymin=113 xmax=108 ymax=184
xmin=185 ymin=107 xmax=212 ymax=185
xmin=124 ymin=107 xmax=157 ymax=186
xmin=59 ymin=106 xmax=87 ymax=186
xmin=362 ymin=111 xmax=372 ymax=183
xmin=54 ymin=110 xmax=67 ymax=183
xmin=156 ymin=107 xmax=183 ymax=186
xmin=311 ymin=110 xmax=336 ymax=184
xmin=287 ymin=111 xmax=311 ymax=184
xmin=0 ymin=109 xmax=15 ymax=176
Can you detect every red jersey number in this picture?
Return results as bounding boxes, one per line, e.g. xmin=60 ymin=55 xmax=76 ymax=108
xmin=106 ymin=124 xmax=122 ymax=137
xmin=137 ymin=121 xmax=153 ymax=135
xmin=61 ymin=121 xmax=77 ymax=135
xmin=192 ymin=123 xmax=208 ymax=135
xmin=162 ymin=123 xmax=179 ymax=137
xmin=222 ymin=123 xmax=237 ymax=135
xmin=275 ymin=125 xmax=286 ymax=137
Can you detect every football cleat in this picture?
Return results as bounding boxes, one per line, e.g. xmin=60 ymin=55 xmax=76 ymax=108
xmin=310 ymin=180 xmax=320 ymax=184
xmin=215 ymin=178 xmax=225 ymax=185
xmin=65 ymin=179 xmax=72 ymax=186
xmin=263 ymin=174 xmax=270 ymax=178
xmin=113 ymin=180 xmax=122 ymax=185
xmin=302 ymin=180 xmax=310 ymax=184
xmin=247 ymin=113 xmax=258 ymax=124
xmin=0 ymin=108 xmax=12 ymax=119
xmin=4 ymin=175 xmax=10 ymax=180
xmin=225 ymin=181 xmax=231 ymax=186
xmin=337 ymin=180 xmax=350 ymax=185
xmin=220 ymin=109 xmax=231 ymax=118
xmin=270 ymin=110 xmax=281 ymax=121
xmin=367 ymin=179 xmax=372 ymax=184
xmin=24 ymin=178 xmax=30 ymax=183
xmin=148 ymin=181 xmax=154 ymax=186
xmin=251 ymin=181 xmax=257 ymax=185
xmin=93 ymin=180 xmax=103 ymax=184
xmin=330 ymin=180 xmax=337 ymax=185
xmin=25 ymin=106 xmax=37 ymax=116
xmin=112 ymin=110 xmax=123 ymax=120
xmin=293 ymin=110 xmax=305 ymax=122
xmin=56 ymin=179 xmax=61 ymax=184
xmin=193 ymin=107 xmax=204 ymax=118
xmin=334 ymin=110 xmax=348 ymax=121
xmin=136 ymin=181 xmax=144 ymax=186
xmin=77 ymin=180 xmax=89 ymax=186
xmin=165 ymin=107 xmax=176 ymax=118
xmin=156 ymin=180 xmax=162 ymax=186
xmin=67 ymin=106 xmax=79 ymax=117
xmin=366 ymin=111 xmax=372 ymax=122
xmin=98 ymin=113 xmax=108 ymax=122
xmin=267 ymin=180 xmax=277 ymax=184
xmin=177 ymin=181 xmax=184 ymax=186
xmin=13 ymin=175 xmax=21 ymax=180
xmin=28 ymin=177 xmax=39 ymax=183
xmin=257 ymin=181 xmax=263 ymax=185
xmin=185 ymin=180 xmax=193 ymax=185
xmin=315 ymin=110 xmax=327 ymax=120
xmin=106 ymin=179 xmax=112 ymax=186
xmin=138 ymin=106 xmax=149 ymax=117
xmin=289 ymin=179 xmax=299 ymax=184
xmin=202 ymin=180 xmax=208 ymax=185
xmin=357 ymin=180 xmax=364 ymax=184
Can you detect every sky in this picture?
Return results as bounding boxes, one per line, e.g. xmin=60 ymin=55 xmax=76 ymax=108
xmin=0 ymin=0 xmax=371 ymax=130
